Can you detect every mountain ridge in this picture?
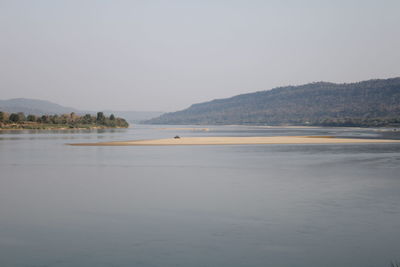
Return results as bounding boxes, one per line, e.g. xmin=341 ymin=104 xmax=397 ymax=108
xmin=144 ymin=77 xmax=400 ymax=127
xmin=0 ymin=98 xmax=80 ymax=115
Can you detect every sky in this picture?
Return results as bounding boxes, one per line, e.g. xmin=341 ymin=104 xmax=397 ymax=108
xmin=1 ymin=0 xmax=399 ymax=112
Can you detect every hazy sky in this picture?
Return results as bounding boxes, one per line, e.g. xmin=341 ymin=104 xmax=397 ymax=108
xmin=1 ymin=0 xmax=399 ymax=111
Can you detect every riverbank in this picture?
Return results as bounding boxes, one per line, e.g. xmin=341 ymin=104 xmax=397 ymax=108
xmin=0 ymin=123 xmax=129 ymax=131
xmin=69 ymin=136 xmax=400 ymax=146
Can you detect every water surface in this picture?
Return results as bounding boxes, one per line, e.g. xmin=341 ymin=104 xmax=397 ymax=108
xmin=1 ymin=125 xmax=400 ymax=267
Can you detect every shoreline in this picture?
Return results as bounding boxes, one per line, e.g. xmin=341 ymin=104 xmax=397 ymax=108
xmin=0 ymin=126 xmax=129 ymax=131
xmin=68 ymin=136 xmax=400 ymax=146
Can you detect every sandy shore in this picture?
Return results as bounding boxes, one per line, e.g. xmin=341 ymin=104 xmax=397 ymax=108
xmin=69 ymin=136 xmax=400 ymax=146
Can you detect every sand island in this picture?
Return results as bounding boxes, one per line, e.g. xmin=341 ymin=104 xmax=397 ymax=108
xmin=69 ymin=136 xmax=400 ymax=146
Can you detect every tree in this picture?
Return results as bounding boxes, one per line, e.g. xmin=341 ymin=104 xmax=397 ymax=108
xmin=27 ymin=114 xmax=37 ymax=122
xmin=96 ymin=112 xmax=106 ymax=124
xmin=40 ymin=115 xmax=49 ymax=123
xmin=17 ymin=112 xmax=26 ymax=122
xmin=9 ymin=113 xmax=20 ymax=122
xmin=1 ymin=110 xmax=128 ymax=128
xmin=2 ymin=112 xmax=9 ymax=122
xmin=82 ymin=114 xmax=93 ymax=124
xmin=50 ymin=114 xmax=59 ymax=124
xmin=69 ymin=112 xmax=78 ymax=123
xmin=60 ymin=114 xmax=69 ymax=124
xmin=116 ymin=118 xmax=129 ymax=127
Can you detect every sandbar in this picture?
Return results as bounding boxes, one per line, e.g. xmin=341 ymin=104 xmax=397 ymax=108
xmin=68 ymin=136 xmax=400 ymax=146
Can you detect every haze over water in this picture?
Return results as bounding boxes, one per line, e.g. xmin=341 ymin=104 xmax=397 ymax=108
xmin=1 ymin=126 xmax=400 ymax=267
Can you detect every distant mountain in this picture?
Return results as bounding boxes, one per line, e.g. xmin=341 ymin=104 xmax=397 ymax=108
xmin=0 ymin=98 xmax=79 ymax=115
xmin=144 ymin=78 xmax=400 ymax=127
xmin=0 ymin=98 xmax=163 ymax=122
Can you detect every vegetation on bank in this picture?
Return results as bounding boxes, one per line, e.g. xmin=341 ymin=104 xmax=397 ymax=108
xmin=0 ymin=111 xmax=129 ymax=130
xmin=144 ymin=78 xmax=400 ymax=127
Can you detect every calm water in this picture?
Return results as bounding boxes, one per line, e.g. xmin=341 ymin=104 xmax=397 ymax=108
xmin=1 ymin=125 xmax=400 ymax=267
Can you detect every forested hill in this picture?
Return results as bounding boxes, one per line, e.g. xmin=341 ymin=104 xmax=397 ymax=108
xmin=144 ymin=78 xmax=400 ymax=127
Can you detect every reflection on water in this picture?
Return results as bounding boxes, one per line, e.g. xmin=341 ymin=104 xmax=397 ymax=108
xmin=1 ymin=125 xmax=400 ymax=267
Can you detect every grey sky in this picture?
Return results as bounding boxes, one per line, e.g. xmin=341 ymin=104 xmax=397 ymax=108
xmin=1 ymin=0 xmax=399 ymax=111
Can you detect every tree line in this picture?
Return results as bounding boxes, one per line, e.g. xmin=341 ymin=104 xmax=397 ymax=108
xmin=0 ymin=111 xmax=129 ymax=129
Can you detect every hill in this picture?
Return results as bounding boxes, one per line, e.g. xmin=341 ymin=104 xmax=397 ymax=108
xmin=144 ymin=78 xmax=400 ymax=127
xmin=0 ymin=98 xmax=79 ymax=115
xmin=0 ymin=98 xmax=162 ymax=122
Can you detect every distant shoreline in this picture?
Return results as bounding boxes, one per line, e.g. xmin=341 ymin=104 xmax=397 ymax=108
xmin=0 ymin=125 xmax=128 ymax=131
xmin=0 ymin=124 xmax=128 ymax=131
xmin=69 ymin=136 xmax=400 ymax=146
xmin=0 ymin=111 xmax=129 ymax=131
xmin=140 ymin=123 xmax=400 ymax=131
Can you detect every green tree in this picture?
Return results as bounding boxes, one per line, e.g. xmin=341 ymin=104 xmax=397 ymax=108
xmin=9 ymin=113 xmax=20 ymax=122
xmin=0 ymin=111 xmax=4 ymax=122
xmin=50 ymin=114 xmax=59 ymax=124
xmin=27 ymin=114 xmax=37 ymax=122
xmin=40 ymin=115 xmax=49 ymax=123
xmin=69 ymin=112 xmax=78 ymax=123
xmin=60 ymin=114 xmax=69 ymax=124
xmin=110 ymin=114 xmax=115 ymax=120
xmin=82 ymin=114 xmax=93 ymax=124
xmin=96 ymin=112 xmax=106 ymax=124
xmin=116 ymin=118 xmax=129 ymax=127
